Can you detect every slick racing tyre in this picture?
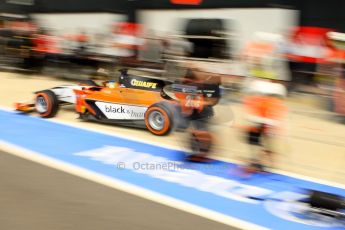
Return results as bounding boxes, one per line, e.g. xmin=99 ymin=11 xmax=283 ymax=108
xmin=35 ymin=90 xmax=59 ymax=118
xmin=145 ymin=102 xmax=177 ymax=136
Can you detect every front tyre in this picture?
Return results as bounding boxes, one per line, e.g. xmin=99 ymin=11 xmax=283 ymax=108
xmin=35 ymin=90 xmax=59 ymax=118
xmin=145 ymin=102 xmax=176 ymax=136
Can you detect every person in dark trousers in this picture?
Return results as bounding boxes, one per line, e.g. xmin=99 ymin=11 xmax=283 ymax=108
xmin=176 ymin=64 xmax=221 ymax=162
xmin=241 ymin=80 xmax=287 ymax=173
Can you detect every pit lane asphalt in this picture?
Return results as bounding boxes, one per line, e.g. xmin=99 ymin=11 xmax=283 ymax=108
xmin=0 ymin=150 xmax=238 ymax=230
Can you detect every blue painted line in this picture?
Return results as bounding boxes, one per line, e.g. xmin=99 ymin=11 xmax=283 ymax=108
xmin=0 ymin=109 xmax=344 ymax=230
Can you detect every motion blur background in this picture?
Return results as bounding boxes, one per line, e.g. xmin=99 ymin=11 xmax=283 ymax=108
xmin=1 ymin=0 xmax=345 ymax=105
xmin=1 ymin=0 xmax=345 ymax=229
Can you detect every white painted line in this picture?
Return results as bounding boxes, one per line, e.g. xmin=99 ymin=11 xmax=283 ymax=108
xmin=0 ymin=140 xmax=267 ymax=230
xmin=1 ymin=106 xmax=184 ymax=151
xmin=50 ymin=118 xmax=185 ymax=150
xmin=2 ymin=106 xmax=345 ymax=190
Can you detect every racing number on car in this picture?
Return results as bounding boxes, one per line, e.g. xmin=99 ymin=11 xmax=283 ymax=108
xmin=185 ymin=95 xmax=202 ymax=108
xmin=175 ymin=92 xmax=204 ymax=114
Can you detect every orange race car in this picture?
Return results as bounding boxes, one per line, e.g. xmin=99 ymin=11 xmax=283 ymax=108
xmin=15 ymin=69 xmax=220 ymax=136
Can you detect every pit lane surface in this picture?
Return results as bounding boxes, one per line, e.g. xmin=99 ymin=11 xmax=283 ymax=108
xmin=1 ymin=108 xmax=344 ymax=230
xmin=0 ymin=150 xmax=234 ymax=230
xmin=1 ymin=72 xmax=345 ymax=229
xmin=1 ymin=72 xmax=345 ymax=184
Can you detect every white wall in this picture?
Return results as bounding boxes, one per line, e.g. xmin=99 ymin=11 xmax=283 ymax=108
xmin=138 ymin=8 xmax=298 ymax=51
xmin=32 ymin=13 xmax=126 ymax=36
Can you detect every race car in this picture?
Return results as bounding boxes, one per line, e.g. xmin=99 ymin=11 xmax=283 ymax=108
xmin=15 ymin=69 xmax=220 ymax=136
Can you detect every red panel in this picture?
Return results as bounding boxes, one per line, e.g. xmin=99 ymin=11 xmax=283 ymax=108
xmin=287 ymin=26 xmax=336 ymax=63
xmin=113 ymin=22 xmax=142 ymax=36
xmin=171 ymin=0 xmax=202 ymax=5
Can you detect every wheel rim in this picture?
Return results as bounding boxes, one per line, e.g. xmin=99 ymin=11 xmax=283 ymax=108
xmin=148 ymin=110 xmax=165 ymax=131
xmin=36 ymin=96 xmax=48 ymax=113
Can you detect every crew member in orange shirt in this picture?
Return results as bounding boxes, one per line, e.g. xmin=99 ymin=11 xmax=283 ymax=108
xmin=242 ymin=80 xmax=287 ymax=172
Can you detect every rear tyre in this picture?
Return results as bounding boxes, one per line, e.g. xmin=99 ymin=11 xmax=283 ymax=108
xmin=35 ymin=90 xmax=59 ymax=118
xmin=144 ymin=102 xmax=176 ymax=136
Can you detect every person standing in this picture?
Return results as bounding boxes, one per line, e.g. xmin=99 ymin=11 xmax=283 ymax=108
xmin=242 ymin=79 xmax=288 ymax=172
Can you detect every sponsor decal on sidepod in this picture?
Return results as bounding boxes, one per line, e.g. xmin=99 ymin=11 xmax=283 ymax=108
xmin=96 ymin=102 xmax=147 ymax=120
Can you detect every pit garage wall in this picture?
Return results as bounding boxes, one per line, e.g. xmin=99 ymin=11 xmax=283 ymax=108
xmin=31 ymin=13 xmax=126 ymax=36
xmin=138 ymin=8 xmax=298 ymax=52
